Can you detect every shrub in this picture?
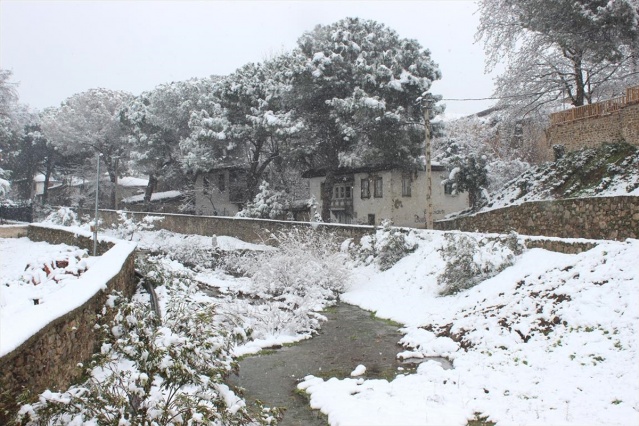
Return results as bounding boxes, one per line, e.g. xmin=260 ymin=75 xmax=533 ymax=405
xmin=236 ymin=181 xmax=286 ymax=220
xmin=218 ymin=227 xmax=349 ymax=335
xmin=40 ymin=206 xmax=81 ymax=227
xmin=437 ymin=231 xmax=524 ymax=296
xmin=17 ymin=258 xmax=277 ymax=425
xmin=348 ymin=220 xmax=418 ymax=271
xmin=110 ymin=212 xmax=164 ymax=241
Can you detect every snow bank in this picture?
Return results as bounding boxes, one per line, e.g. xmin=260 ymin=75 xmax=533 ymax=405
xmin=301 ymin=231 xmax=639 ymax=425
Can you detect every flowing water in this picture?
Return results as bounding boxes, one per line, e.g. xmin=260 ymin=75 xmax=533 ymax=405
xmin=229 ymin=303 xmax=452 ymax=425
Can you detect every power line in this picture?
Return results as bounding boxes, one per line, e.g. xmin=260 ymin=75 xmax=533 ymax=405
xmin=442 ymin=92 xmax=546 ymax=101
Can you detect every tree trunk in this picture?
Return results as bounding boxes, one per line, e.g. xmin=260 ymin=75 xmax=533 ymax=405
xmin=41 ymin=155 xmax=55 ymax=205
xmin=144 ymin=174 xmax=158 ymax=204
xmin=108 ymin=169 xmax=117 ymax=209
xmin=572 ymin=54 xmax=586 ymax=107
xmin=321 ymin=169 xmax=336 ymax=222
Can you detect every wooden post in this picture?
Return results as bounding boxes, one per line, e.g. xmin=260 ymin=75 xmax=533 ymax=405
xmin=423 ymin=100 xmax=433 ymax=229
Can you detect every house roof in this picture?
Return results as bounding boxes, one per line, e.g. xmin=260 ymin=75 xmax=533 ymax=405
xmin=119 ymin=176 xmax=149 ymax=187
xmin=202 ymin=164 xmax=249 ymax=174
xmin=121 ymin=190 xmax=183 ymax=204
xmin=301 ymin=162 xmax=446 ymax=178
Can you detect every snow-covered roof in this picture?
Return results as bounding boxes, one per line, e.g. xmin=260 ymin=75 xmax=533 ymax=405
xmin=119 ymin=176 xmax=149 ymax=187
xmin=33 ymin=174 xmax=59 ymax=183
xmin=121 ymin=190 xmax=183 ymax=204
xmin=302 ymin=163 xmax=446 ymax=178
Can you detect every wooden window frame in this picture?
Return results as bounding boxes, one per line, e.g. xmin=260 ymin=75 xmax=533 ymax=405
xmin=373 ymin=177 xmax=383 ymax=198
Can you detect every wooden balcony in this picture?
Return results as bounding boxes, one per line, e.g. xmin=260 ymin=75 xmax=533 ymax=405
xmin=330 ymin=198 xmax=353 ymax=211
xmin=550 ymin=85 xmax=639 ymax=126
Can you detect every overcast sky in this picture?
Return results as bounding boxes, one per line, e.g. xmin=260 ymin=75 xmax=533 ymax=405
xmin=1 ymin=0 xmax=498 ymax=117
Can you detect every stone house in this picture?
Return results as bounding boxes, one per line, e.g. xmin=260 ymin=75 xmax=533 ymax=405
xmin=302 ymin=164 xmax=469 ymax=226
xmin=194 ymin=166 xmax=249 ymax=216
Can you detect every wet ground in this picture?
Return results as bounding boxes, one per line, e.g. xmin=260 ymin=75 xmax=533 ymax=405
xmin=229 ymin=303 xmax=452 ymax=426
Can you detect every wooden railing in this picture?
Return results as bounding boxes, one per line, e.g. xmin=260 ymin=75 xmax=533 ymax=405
xmin=550 ymin=85 xmax=639 ymax=125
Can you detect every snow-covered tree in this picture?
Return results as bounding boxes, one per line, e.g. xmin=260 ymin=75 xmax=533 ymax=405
xmin=434 ymin=113 xmax=538 ymax=196
xmin=286 ymin=17 xmax=442 ymax=220
xmin=40 ymin=89 xmax=132 ymax=208
xmin=0 ymin=69 xmax=20 ymax=144
xmin=0 ymin=69 xmax=36 ymax=194
xmin=2 ymin=123 xmax=51 ymax=200
xmin=477 ymin=0 xmax=639 ymax=116
xmin=183 ymin=60 xmax=301 ymax=200
xmin=444 ymin=154 xmax=489 ymax=210
xmin=236 ymin=180 xmax=287 ymax=220
xmin=122 ymin=77 xmax=221 ymax=203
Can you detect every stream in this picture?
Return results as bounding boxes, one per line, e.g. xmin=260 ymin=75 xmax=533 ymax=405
xmin=228 ymin=303 xmax=452 ymax=426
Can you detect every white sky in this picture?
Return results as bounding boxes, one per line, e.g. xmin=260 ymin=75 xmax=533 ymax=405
xmin=0 ymin=0 xmax=498 ymax=117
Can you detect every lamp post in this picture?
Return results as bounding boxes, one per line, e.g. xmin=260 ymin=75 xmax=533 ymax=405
xmin=93 ymin=153 xmax=101 ymax=256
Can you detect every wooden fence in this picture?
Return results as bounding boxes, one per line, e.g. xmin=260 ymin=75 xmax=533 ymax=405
xmin=550 ymin=85 xmax=639 ymax=125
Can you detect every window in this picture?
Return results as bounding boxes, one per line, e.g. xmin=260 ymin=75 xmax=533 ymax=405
xmin=202 ymin=176 xmax=210 ymax=195
xmin=402 ymin=174 xmax=411 ymax=197
xmin=334 ymin=186 xmax=340 ymax=199
xmin=367 ymin=214 xmax=376 ymax=225
xmin=374 ymin=177 xmax=383 ymax=198
xmin=218 ymin=173 xmax=225 ymax=191
xmin=345 ymin=186 xmax=351 ymax=199
xmin=444 ymin=181 xmax=454 ymax=195
xmin=361 ymin=179 xmax=370 ymax=198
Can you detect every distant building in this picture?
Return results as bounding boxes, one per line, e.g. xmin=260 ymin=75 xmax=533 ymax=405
xmin=120 ymin=190 xmax=185 ymax=213
xmin=33 ymin=174 xmax=60 ymax=198
xmin=302 ymin=164 xmax=469 ymax=226
xmin=194 ymin=166 xmax=249 ymax=216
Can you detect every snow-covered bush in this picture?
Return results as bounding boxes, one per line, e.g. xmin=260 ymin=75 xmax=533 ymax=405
xmin=0 ymin=177 xmax=9 ymax=198
xmin=219 ymin=227 xmax=349 ymax=335
xmin=236 ymin=181 xmax=286 ymax=220
xmin=110 ymin=212 xmax=164 ymax=241
xmin=437 ymin=232 xmax=524 ymax=296
xmin=40 ymin=206 xmax=81 ymax=227
xmin=18 ymin=258 xmax=277 ymax=425
xmin=348 ymin=220 xmax=418 ymax=271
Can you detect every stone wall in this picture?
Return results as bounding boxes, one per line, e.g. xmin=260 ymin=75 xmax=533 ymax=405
xmin=0 ymin=226 xmax=137 ymax=424
xmin=0 ymin=225 xmax=28 ymax=238
xmin=99 ymin=208 xmax=604 ymax=254
xmin=98 ymin=209 xmax=376 ymax=246
xmin=28 ymin=224 xmax=113 ymax=255
xmin=436 ymin=196 xmax=639 ymax=241
xmin=547 ymin=102 xmax=639 ymax=153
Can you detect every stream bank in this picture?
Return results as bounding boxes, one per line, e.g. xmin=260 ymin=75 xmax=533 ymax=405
xmin=229 ymin=303 xmax=451 ymax=425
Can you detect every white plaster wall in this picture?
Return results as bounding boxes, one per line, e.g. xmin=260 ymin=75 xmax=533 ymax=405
xmin=194 ymin=173 xmax=240 ymax=216
xmin=308 ymin=168 xmax=469 ymax=226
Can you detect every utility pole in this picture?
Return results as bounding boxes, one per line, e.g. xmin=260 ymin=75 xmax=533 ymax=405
xmin=93 ymin=153 xmax=101 ymax=256
xmin=423 ymin=97 xmax=433 ymax=229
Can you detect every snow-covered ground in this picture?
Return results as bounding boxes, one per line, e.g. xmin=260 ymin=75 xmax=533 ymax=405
xmin=299 ymin=232 xmax=639 ymax=425
xmin=0 ymin=234 xmax=136 ymax=357
xmin=5 ymin=216 xmax=637 ymax=425
xmin=477 ymin=144 xmax=639 ymax=214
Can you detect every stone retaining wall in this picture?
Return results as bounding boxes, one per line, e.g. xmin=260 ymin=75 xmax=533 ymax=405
xmin=436 ymin=196 xmax=638 ymax=241
xmin=97 ymin=209 xmax=376 ymax=245
xmin=98 ymin=208 xmax=602 ymax=254
xmin=0 ymin=226 xmax=137 ymax=424
xmin=547 ymin=102 xmax=639 ymax=153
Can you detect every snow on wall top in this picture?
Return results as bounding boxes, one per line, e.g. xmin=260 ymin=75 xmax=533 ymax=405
xmin=0 ymin=234 xmax=136 ymax=358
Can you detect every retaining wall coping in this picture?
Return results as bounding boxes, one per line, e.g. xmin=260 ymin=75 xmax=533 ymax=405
xmin=0 ymin=226 xmax=137 ymax=358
